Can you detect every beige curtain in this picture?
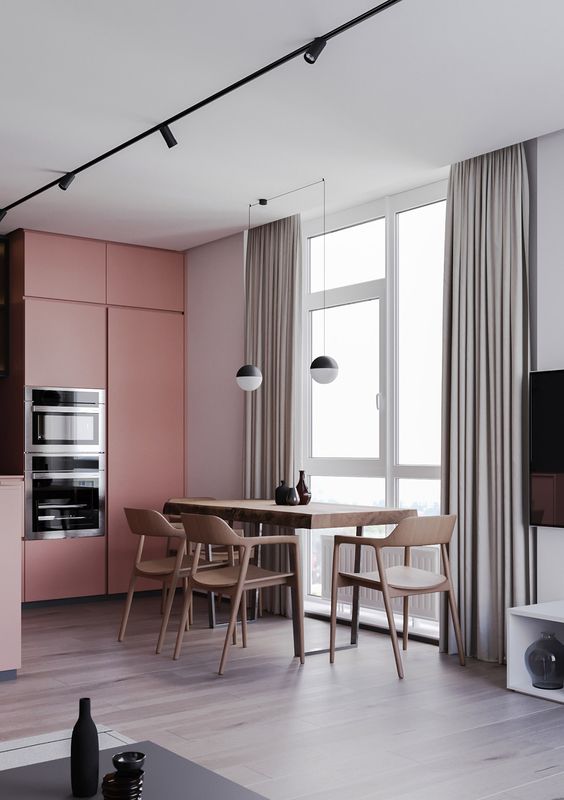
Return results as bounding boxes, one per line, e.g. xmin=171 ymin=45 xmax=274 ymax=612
xmin=243 ymin=214 xmax=301 ymax=615
xmin=441 ymin=143 xmax=532 ymax=663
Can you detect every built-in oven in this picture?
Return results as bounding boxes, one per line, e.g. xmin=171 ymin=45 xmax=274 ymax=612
xmin=25 ymin=387 xmax=105 ymax=454
xmin=24 ymin=454 xmax=105 ymax=539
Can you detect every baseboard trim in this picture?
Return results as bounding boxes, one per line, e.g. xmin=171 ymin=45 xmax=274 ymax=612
xmin=0 ymin=669 xmax=17 ymax=682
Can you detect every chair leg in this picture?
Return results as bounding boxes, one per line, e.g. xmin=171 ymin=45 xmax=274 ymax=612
xmin=160 ymin=583 xmax=167 ymax=614
xmin=182 ymin=578 xmax=193 ymax=626
xmin=381 ymin=589 xmax=404 ymax=679
xmin=173 ymin=583 xmax=194 ymax=660
xmin=156 ymin=576 xmax=177 ymax=655
xmin=219 ymin=585 xmax=245 ymax=676
xmin=240 ymin=590 xmax=248 ymax=648
xmin=447 ymin=588 xmax=466 ymax=666
xmin=403 ymin=596 xmax=409 ymax=651
xmin=118 ymin=573 xmax=137 ymax=642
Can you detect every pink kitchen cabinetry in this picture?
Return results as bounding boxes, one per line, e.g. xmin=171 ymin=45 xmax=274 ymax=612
xmin=0 ymin=477 xmax=23 ymax=675
xmin=24 ymin=537 xmax=106 ymax=601
xmin=107 ymin=306 xmax=184 ymax=593
xmin=106 ymin=243 xmax=184 ymax=312
xmin=25 ymin=297 xmax=107 ymax=388
xmin=22 ymin=230 xmax=106 ymax=304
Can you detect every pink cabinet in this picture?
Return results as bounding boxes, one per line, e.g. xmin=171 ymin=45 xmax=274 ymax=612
xmin=24 ymin=537 xmax=106 ymax=601
xmin=107 ymin=307 xmax=184 ymax=593
xmin=25 ymin=298 xmax=106 ymax=388
xmin=23 ymin=230 xmax=106 ymax=304
xmin=0 ymin=478 xmax=23 ymax=673
xmin=107 ymin=243 xmax=184 ymax=312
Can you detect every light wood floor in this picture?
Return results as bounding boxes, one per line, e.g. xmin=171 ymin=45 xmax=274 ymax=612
xmin=2 ymin=596 xmax=564 ymax=800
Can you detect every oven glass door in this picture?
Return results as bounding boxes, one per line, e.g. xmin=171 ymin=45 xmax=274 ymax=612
xmin=32 ymin=408 xmax=100 ymax=449
xmin=31 ymin=475 xmax=102 ymax=538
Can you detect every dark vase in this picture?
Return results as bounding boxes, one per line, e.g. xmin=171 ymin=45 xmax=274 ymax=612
xmin=102 ymin=751 xmax=146 ymax=799
xmin=275 ymin=481 xmax=289 ymax=505
xmin=285 ymin=487 xmax=300 ymax=506
xmin=525 ymin=632 xmax=564 ymax=689
xmin=296 ymin=470 xmax=312 ymax=505
xmin=71 ymin=698 xmax=99 ymax=798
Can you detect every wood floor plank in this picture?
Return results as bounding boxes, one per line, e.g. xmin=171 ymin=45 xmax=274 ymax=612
xmin=1 ymin=596 xmax=562 ymax=800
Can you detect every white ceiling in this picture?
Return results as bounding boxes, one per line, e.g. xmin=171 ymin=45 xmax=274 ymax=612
xmin=1 ymin=0 xmax=563 ymax=250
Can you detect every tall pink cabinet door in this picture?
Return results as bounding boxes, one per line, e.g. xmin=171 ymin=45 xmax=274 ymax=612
xmin=108 ymin=307 xmax=184 ymax=593
xmin=0 ymin=478 xmax=23 ymax=674
xmin=25 ymin=298 xmax=106 ymax=388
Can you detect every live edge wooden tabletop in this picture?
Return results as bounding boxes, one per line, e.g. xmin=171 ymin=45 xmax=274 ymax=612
xmin=164 ymin=498 xmax=417 ymax=530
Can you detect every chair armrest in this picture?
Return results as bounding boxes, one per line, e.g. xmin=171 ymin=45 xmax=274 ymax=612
xmin=241 ymin=535 xmax=299 ymax=547
xmin=333 ymin=535 xmax=382 ymax=548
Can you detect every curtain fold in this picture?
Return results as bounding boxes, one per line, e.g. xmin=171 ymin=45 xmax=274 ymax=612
xmin=441 ymin=143 xmax=532 ymax=663
xmin=243 ymin=214 xmax=301 ymax=615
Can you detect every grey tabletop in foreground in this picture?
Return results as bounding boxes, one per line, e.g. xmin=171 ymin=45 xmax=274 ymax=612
xmin=165 ymin=498 xmax=417 ymax=529
xmin=0 ymin=740 xmax=267 ymax=799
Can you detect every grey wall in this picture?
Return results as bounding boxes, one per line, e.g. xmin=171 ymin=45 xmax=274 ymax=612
xmin=527 ymin=130 xmax=564 ymax=601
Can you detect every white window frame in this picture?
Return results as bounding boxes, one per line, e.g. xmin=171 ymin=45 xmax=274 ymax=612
xmin=299 ymin=180 xmax=448 ymax=622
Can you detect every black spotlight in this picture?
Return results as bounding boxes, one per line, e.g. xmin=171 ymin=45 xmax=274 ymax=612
xmin=58 ymin=173 xmax=76 ymax=191
xmin=0 ymin=208 xmax=6 ymax=222
xmin=159 ymin=124 xmax=178 ymax=148
xmin=304 ymin=37 xmax=327 ymax=64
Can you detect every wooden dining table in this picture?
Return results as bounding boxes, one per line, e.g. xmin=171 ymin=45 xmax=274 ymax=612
xmin=164 ymin=498 xmax=417 ymax=654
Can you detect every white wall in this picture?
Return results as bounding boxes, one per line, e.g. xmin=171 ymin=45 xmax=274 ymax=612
xmin=185 ymin=233 xmax=245 ymax=498
xmin=528 ymin=130 xmax=564 ymax=601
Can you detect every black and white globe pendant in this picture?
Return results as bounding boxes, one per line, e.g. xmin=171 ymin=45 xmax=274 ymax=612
xmin=236 ymin=364 xmax=263 ymax=391
xmin=310 ymin=355 xmax=338 ymax=384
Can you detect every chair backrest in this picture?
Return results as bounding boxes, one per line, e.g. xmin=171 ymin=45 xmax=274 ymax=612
xmin=124 ymin=507 xmax=186 ymax=539
xmin=181 ymin=513 xmax=243 ymax=547
xmin=383 ymin=514 xmax=456 ymax=548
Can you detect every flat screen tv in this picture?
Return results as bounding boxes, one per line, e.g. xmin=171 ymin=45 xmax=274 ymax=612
xmin=530 ymin=369 xmax=564 ymax=527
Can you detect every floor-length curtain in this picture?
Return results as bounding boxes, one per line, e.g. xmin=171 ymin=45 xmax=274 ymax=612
xmin=243 ymin=214 xmax=301 ymax=615
xmin=441 ymin=143 xmax=532 ymax=663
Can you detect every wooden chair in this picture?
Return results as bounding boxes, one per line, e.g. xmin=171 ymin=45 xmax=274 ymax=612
xmin=118 ymin=508 xmax=194 ymax=654
xmin=329 ymin=514 xmax=465 ymax=678
xmin=174 ymin=513 xmax=305 ymax=675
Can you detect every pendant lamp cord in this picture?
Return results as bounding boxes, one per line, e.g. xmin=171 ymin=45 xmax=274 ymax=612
xmin=322 ymin=177 xmax=326 ymax=356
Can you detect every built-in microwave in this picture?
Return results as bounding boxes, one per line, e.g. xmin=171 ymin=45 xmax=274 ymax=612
xmin=25 ymin=387 xmax=105 ymax=454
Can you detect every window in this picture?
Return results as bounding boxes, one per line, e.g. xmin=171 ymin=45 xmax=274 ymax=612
xmin=301 ymin=183 xmax=447 ymax=636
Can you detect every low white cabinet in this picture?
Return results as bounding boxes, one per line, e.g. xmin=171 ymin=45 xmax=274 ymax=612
xmin=0 ymin=477 xmax=23 ymax=678
xmin=507 ymin=601 xmax=564 ymax=703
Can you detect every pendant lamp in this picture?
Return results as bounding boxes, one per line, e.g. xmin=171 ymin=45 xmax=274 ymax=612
xmin=310 ymin=179 xmax=338 ymax=384
xmin=236 ymin=364 xmax=263 ymax=391
xmin=235 ymin=200 xmax=266 ymax=392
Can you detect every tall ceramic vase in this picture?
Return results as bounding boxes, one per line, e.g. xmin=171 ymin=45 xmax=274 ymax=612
xmin=71 ymin=697 xmax=99 ymax=798
xmin=296 ymin=470 xmax=312 ymax=505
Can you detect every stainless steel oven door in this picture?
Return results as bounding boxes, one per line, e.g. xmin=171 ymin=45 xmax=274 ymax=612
xmin=25 ymin=387 xmax=105 ymax=454
xmin=25 ymin=456 xmax=105 ymax=540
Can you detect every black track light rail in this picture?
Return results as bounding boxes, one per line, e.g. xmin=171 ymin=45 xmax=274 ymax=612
xmin=1 ymin=0 xmax=403 ymax=215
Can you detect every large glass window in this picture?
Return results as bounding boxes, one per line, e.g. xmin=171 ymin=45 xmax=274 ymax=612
xmin=302 ymin=185 xmax=447 ymax=636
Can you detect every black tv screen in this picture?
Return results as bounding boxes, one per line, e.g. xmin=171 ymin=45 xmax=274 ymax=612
xmin=530 ymin=369 xmax=564 ymax=526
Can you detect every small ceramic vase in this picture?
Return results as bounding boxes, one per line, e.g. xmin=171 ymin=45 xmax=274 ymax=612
xmin=525 ymin=631 xmax=564 ymax=689
xmin=275 ymin=481 xmax=290 ymax=505
xmin=285 ymin=487 xmax=300 ymax=506
xmin=296 ymin=470 xmax=312 ymax=505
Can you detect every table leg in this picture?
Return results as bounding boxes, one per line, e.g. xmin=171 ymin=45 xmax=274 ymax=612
xmin=249 ymin=522 xmax=261 ymax=621
xmin=350 ymin=526 xmax=363 ymax=645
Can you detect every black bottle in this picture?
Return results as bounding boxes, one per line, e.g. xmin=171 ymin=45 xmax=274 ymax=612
xmin=71 ymin=697 xmax=99 ymax=798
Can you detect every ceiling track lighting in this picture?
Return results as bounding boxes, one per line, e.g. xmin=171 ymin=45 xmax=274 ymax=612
xmin=304 ymin=37 xmax=327 ymax=64
xmin=310 ymin=179 xmax=338 ymax=384
xmin=159 ymin=124 xmax=178 ymax=149
xmin=58 ymin=172 xmax=76 ymax=191
xmin=0 ymin=0 xmax=403 ymax=221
